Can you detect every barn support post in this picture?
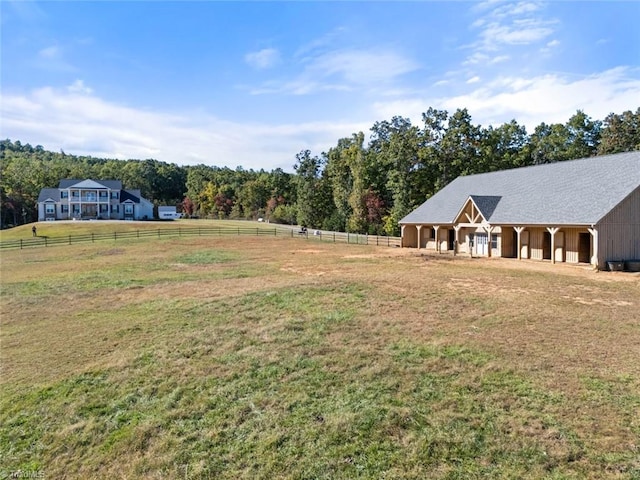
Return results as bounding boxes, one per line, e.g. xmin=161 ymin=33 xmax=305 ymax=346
xmin=453 ymin=225 xmax=461 ymax=255
xmin=433 ymin=226 xmax=440 ymax=253
xmin=547 ymin=227 xmax=560 ymax=264
xmin=514 ymin=226 xmax=525 ymax=260
xmin=400 ymin=225 xmax=405 ymax=248
xmin=588 ymin=227 xmax=599 ymax=269
xmin=483 ymin=225 xmax=494 ymax=258
xmin=416 ymin=225 xmax=423 ymax=250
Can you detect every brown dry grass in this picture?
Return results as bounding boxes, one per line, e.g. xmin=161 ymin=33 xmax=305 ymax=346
xmin=1 ymin=235 xmax=639 ymax=478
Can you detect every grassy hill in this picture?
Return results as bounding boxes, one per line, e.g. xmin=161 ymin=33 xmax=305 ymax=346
xmin=1 ymin=232 xmax=639 ymax=479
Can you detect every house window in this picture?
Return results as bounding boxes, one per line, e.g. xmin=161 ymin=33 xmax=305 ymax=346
xmin=99 ymin=191 xmax=108 ymax=198
xmin=61 ymin=205 xmax=69 ymax=213
xmin=124 ymin=204 xmax=134 ymax=215
xmin=45 ymin=204 xmax=55 ymax=214
xmin=61 ymin=191 xmax=68 ymax=198
xmin=114 ymin=205 xmax=119 ymax=213
xmin=111 ymin=192 xmax=119 ymax=199
xmin=73 ymin=205 xmax=80 ymax=213
xmin=100 ymin=205 xmax=109 ymax=213
xmin=491 ymin=236 xmax=498 ymax=250
xmin=72 ymin=191 xmax=79 ymax=197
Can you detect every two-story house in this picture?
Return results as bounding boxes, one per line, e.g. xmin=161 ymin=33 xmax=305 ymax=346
xmin=37 ymin=179 xmax=154 ymax=221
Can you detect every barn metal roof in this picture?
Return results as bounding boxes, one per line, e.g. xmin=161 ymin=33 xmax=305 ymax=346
xmin=400 ymin=151 xmax=640 ymax=226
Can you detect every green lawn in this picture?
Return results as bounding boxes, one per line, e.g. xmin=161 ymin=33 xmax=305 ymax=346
xmin=1 ymin=234 xmax=639 ymax=479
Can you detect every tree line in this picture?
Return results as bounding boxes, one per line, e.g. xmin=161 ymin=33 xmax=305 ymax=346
xmin=1 ymin=107 xmax=638 ymax=233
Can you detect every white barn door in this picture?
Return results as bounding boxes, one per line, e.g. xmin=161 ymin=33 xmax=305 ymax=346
xmin=475 ymin=233 xmax=489 ymax=256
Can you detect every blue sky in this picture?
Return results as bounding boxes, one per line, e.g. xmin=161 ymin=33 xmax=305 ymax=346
xmin=1 ymin=1 xmax=639 ymax=172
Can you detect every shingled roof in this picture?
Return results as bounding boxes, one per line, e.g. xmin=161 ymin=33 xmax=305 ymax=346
xmin=58 ymin=179 xmax=123 ymax=190
xmin=400 ymin=150 xmax=640 ymax=226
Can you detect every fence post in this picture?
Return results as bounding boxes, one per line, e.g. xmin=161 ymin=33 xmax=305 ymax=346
xmin=69 ymin=235 xmax=72 ymax=245
xmin=114 ymin=232 xmax=117 ymax=241
xmin=137 ymin=230 xmax=140 ymax=238
xmin=158 ymin=229 xmax=160 ymax=238
xmin=92 ymin=233 xmax=94 ymax=243
xmin=347 ymin=233 xmax=350 ymax=244
xmin=20 ymin=239 xmax=23 ymax=249
xmin=45 ymin=237 xmax=48 ymax=247
xmin=333 ymin=232 xmax=335 ymax=243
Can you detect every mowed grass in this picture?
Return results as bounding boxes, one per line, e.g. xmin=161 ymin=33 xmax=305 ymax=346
xmin=1 ymin=233 xmax=639 ymax=479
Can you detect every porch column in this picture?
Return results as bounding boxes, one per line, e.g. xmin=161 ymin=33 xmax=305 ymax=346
xmin=401 ymin=225 xmax=406 ymax=247
xmin=453 ymin=225 xmax=461 ymax=256
xmin=514 ymin=226 xmax=525 ymax=260
xmin=483 ymin=225 xmax=494 ymax=258
xmin=416 ymin=225 xmax=423 ymax=250
xmin=433 ymin=226 xmax=440 ymax=253
xmin=547 ymin=227 xmax=559 ymax=264
xmin=588 ymin=227 xmax=598 ymax=269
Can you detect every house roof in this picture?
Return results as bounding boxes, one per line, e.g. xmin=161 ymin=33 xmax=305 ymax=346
xmin=120 ymin=189 xmax=143 ymax=203
xmin=400 ymin=150 xmax=640 ymax=226
xmin=38 ymin=180 xmax=147 ymax=204
xmin=37 ymin=188 xmax=61 ymax=202
xmin=58 ymin=179 xmax=123 ymax=190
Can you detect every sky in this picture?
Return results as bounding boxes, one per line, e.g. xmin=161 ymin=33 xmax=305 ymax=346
xmin=1 ymin=1 xmax=639 ymax=172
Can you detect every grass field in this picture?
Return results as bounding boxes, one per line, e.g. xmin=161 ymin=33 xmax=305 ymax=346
xmin=1 ymin=223 xmax=639 ymax=479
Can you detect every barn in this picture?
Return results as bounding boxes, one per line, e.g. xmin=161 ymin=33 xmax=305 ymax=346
xmin=399 ymin=151 xmax=640 ymax=270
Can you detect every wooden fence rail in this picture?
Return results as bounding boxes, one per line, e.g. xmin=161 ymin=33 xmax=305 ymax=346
xmin=0 ymin=226 xmax=401 ymax=251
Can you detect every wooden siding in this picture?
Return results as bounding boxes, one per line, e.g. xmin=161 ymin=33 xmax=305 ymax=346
xmin=402 ymin=225 xmax=418 ymax=248
xmin=528 ymin=228 xmax=545 ymax=260
xmin=438 ymin=228 xmax=448 ymax=251
xmin=501 ymin=227 xmax=515 ymax=258
xmin=565 ymin=229 xmax=579 ymax=263
xmin=520 ymin=230 xmax=529 ymax=259
xmin=562 ymin=228 xmax=591 ymax=264
xmin=597 ymin=186 xmax=640 ymax=263
xmin=555 ymin=231 xmax=565 ymax=263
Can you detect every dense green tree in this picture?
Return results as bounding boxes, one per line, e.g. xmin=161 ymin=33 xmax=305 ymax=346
xmin=480 ymin=120 xmax=532 ymax=171
xmin=598 ymin=108 xmax=640 ymax=154
xmin=2 ymin=106 xmax=637 ymax=231
xmin=565 ymin=110 xmax=601 ymax=160
xmin=369 ymin=116 xmax=421 ymax=236
xmin=529 ymin=122 xmax=571 ymax=164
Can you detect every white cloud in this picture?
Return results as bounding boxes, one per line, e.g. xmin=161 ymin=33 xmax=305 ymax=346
xmin=245 ymin=48 xmax=281 ymax=70
xmin=294 ymin=26 xmax=348 ymax=59
xmin=467 ymin=76 xmax=481 ymax=84
xmin=371 ymin=67 xmax=640 ymax=132
xmin=491 ymin=1 xmax=544 ymax=18
xmin=311 ymin=49 xmax=419 ymax=84
xmin=479 ymin=19 xmax=556 ymax=48
xmin=469 ymin=0 xmax=557 ymax=55
xmin=249 ymin=48 xmax=420 ymax=96
xmin=38 ymin=45 xmax=60 ymax=59
xmin=0 ymin=86 xmax=368 ymax=171
xmin=67 ymin=80 xmax=93 ymax=95
xmin=33 ymin=43 xmax=77 ymax=73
